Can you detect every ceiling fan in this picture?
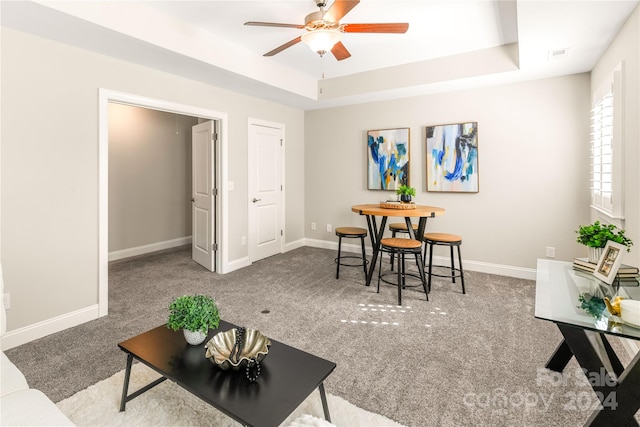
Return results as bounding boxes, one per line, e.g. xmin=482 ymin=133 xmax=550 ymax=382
xmin=244 ymin=0 xmax=409 ymax=61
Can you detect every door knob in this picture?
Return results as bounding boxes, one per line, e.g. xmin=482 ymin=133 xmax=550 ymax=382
xmin=191 ymin=198 xmax=195 ymax=202
xmin=252 ymin=198 xmax=261 ymax=203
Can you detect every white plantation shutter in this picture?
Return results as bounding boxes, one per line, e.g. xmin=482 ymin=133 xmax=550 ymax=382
xmin=590 ymin=63 xmax=623 ymax=220
xmin=590 ymin=91 xmax=613 ymax=211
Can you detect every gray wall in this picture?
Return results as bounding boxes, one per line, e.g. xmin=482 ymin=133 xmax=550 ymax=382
xmin=1 ymin=27 xmax=305 ymax=331
xmin=305 ymin=74 xmax=592 ymax=270
xmin=108 ymin=103 xmax=198 ymax=252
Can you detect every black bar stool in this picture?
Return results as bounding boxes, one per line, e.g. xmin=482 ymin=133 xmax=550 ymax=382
xmin=423 ymin=233 xmax=465 ymax=294
xmin=387 ymin=222 xmax=419 ymax=269
xmin=377 ymin=237 xmax=428 ymax=305
xmin=389 ymin=222 xmax=418 ymax=237
xmin=335 ymin=227 xmax=368 ymax=280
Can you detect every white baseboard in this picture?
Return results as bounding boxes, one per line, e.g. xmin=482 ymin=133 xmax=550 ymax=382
xmin=224 ymin=256 xmax=251 ymax=273
xmin=284 ymin=238 xmax=306 ymax=252
xmin=1 ymin=304 xmax=100 ymax=351
xmin=226 ymin=239 xmax=305 ymax=271
xmin=108 ymin=237 xmax=192 ymax=261
xmin=303 ymin=238 xmax=537 ymax=280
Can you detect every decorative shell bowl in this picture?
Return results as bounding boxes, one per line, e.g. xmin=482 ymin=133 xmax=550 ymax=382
xmin=205 ymin=328 xmax=271 ymax=370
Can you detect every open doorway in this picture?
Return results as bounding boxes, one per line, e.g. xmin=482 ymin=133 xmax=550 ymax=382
xmin=98 ymin=89 xmax=229 ymax=317
xmin=108 ymin=103 xmax=200 ymax=261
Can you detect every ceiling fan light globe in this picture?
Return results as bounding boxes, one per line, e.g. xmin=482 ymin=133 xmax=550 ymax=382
xmin=301 ymin=29 xmax=341 ymax=54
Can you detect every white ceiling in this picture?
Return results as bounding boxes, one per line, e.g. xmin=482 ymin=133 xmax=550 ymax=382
xmin=2 ymin=0 xmax=638 ymax=110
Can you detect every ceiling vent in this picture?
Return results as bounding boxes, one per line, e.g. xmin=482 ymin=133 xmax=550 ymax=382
xmin=548 ymin=48 xmax=569 ymax=61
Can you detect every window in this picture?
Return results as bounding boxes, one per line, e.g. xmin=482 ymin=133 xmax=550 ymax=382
xmin=590 ymin=63 xmax=624 ymax=220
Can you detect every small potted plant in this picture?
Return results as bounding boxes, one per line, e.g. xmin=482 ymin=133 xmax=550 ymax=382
xmin=575 ymin=221 xmax=633 ymax=263
xmin=167 ymin=294 xmax=220 ymax=345
xmin=396 ymin=184 xmax=416 ymax=203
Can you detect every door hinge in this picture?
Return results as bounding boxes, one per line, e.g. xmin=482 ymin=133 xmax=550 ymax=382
xmin=281 ymin=185 xmax=283 ymax=191
xmin=212 ymin=243 xmax=218 ymax=251
xmin=280 ymin=139 xmax=283 ymax=146
xmin=212 ymin=188 xmax=218 ymax=196
xmin=281 ymin=230 xmax=283 ymax=236
xmin=212 ymin=132 xmax=218 ymax=142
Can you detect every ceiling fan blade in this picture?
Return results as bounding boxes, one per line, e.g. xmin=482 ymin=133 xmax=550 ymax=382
xmin=244 ymin=21 xmax=304 ymax=29
xmin=331 ymin=41 xmax=351 ymax=61
xmin=323 ymin=0 xmax=360 ymax=23
xmin=342 ymin=23 xmax=409 ymax=33
xmin=263 ymin=36 xmax=302 ymax=57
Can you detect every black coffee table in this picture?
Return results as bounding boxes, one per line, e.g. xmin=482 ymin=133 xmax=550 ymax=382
xmin=118 ymin=321 xmax=336 ymax=427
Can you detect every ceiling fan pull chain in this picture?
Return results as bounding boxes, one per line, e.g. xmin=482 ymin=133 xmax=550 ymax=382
xmin=319 ymin=56 xmax=325 ymax=94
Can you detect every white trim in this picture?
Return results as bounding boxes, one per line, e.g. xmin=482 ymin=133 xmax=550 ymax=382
xmin=284 ymin=238 xmax=306 ymax=252
xmin=98 ymin=89 xmax=230 ymax=319
xmin=0 ymin=305 xmax=100 ymax=351
xmin=108 ymin=237 xmax=192 ymax=262
xmin=463 ymin=259 xmax=536 ymax=280
xmin=590 ymin=62 xmax=625 ymax=222
xmin=223 ymin=256 xmax=252 ymax=273
xmin=304 ymin=238 xmax=537 ymax=280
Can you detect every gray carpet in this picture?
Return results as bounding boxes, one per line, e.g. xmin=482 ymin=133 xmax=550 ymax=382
xmin=4 ymin=246 xmax=637 ymax=426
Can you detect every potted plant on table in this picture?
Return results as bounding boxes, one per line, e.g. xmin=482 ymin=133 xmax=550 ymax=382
xmin=575 ymin=221 xmax=633 ymax=263
xmin=167 ymin=294 xmax=220 ymax=345
xmin=396 ymin=184 xmax=416 ymax=203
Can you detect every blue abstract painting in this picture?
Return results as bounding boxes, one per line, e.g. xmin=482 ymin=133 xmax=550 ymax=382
xmin=367 ymin=128 xmax=410 ymax=190
xmin=426 ymin=122 xmax=478 ymax=193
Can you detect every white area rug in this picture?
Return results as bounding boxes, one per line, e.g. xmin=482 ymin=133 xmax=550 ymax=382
xmin=57 ymin=363 xmax=405 ymax=427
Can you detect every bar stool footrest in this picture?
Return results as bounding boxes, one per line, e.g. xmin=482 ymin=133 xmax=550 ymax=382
xmin=428 ymin=265 xmax=464 ymax=279
xmin=334 ymin=256 xmax=369 ymax=268
xmin=378 ymin=271 xmax=424 ymax=288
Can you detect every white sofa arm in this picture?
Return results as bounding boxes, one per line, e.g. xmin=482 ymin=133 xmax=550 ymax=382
xmin=1 ymin=352 xmax=28 ymax=397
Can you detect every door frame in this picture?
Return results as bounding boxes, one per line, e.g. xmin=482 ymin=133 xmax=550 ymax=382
xmin=98 ymin=89 xmax=229 ymax=317
xmin=247 ymin=118 xmax=285 ymax=262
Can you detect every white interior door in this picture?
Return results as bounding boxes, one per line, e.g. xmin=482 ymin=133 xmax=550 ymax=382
xmin=248 ymin=122 xmax=283 ymax=262
xmin=192 ymin=120 xmax=217 ymax=271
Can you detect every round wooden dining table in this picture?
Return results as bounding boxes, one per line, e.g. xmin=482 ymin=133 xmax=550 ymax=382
xmin=351 ymin=203 xmax=445 ymax=287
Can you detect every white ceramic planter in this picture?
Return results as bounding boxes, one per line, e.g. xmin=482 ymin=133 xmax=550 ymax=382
xmin=588 ymin=247 xmax=603 ymax=264
xmin=183 ymin=329 xmax=207 ymax=345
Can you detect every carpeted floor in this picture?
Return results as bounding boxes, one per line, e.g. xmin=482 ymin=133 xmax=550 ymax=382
xmin=5 ymin=246 xmax=638 ymax=426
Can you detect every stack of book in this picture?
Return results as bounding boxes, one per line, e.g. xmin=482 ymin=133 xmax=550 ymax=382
xmin=573 ymin=257 xmax=639 ymax=280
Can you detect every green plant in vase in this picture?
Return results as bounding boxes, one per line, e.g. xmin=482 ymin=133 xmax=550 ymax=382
xmin=575 ymin=221 xmax=633 ymax=263
xmin=396 ymin=184 xmax=416 ymax=203
xmin=167 ymin=294 xmax=220 ymax=345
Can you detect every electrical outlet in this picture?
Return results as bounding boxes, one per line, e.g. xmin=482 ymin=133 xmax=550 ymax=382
xmin=326 ymin=224 xmax=332 ymax=232
xmin=241 ymin=236 xmax=247 ymax=246
xmin=546 ymin=247 xmax=556 ymax=258
xmin=3 ymin=293 xmax=10 ymax=310
xmin=311 ymin=222 xmax=316 ymax=230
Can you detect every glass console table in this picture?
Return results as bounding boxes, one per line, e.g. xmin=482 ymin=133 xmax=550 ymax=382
xmin=535 ymin=259 xmax=640 ymax=426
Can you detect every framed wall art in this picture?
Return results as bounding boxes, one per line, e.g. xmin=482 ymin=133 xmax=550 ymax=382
xmin=593 ymin=241 xmax=626 ymax=285
xmin=367 ymin=128 xmax=410 ymax=190
xmin=426 ymin=122 xmax=478 ymax=192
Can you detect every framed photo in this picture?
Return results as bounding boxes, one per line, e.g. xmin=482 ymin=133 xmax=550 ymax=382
xmin=367 ymin=128 xmax=410 ymax=190
xmin=426 ymin=122 xmax=478 ymax=192
xmin=593 ymin=241 xmax=626 ymax=285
